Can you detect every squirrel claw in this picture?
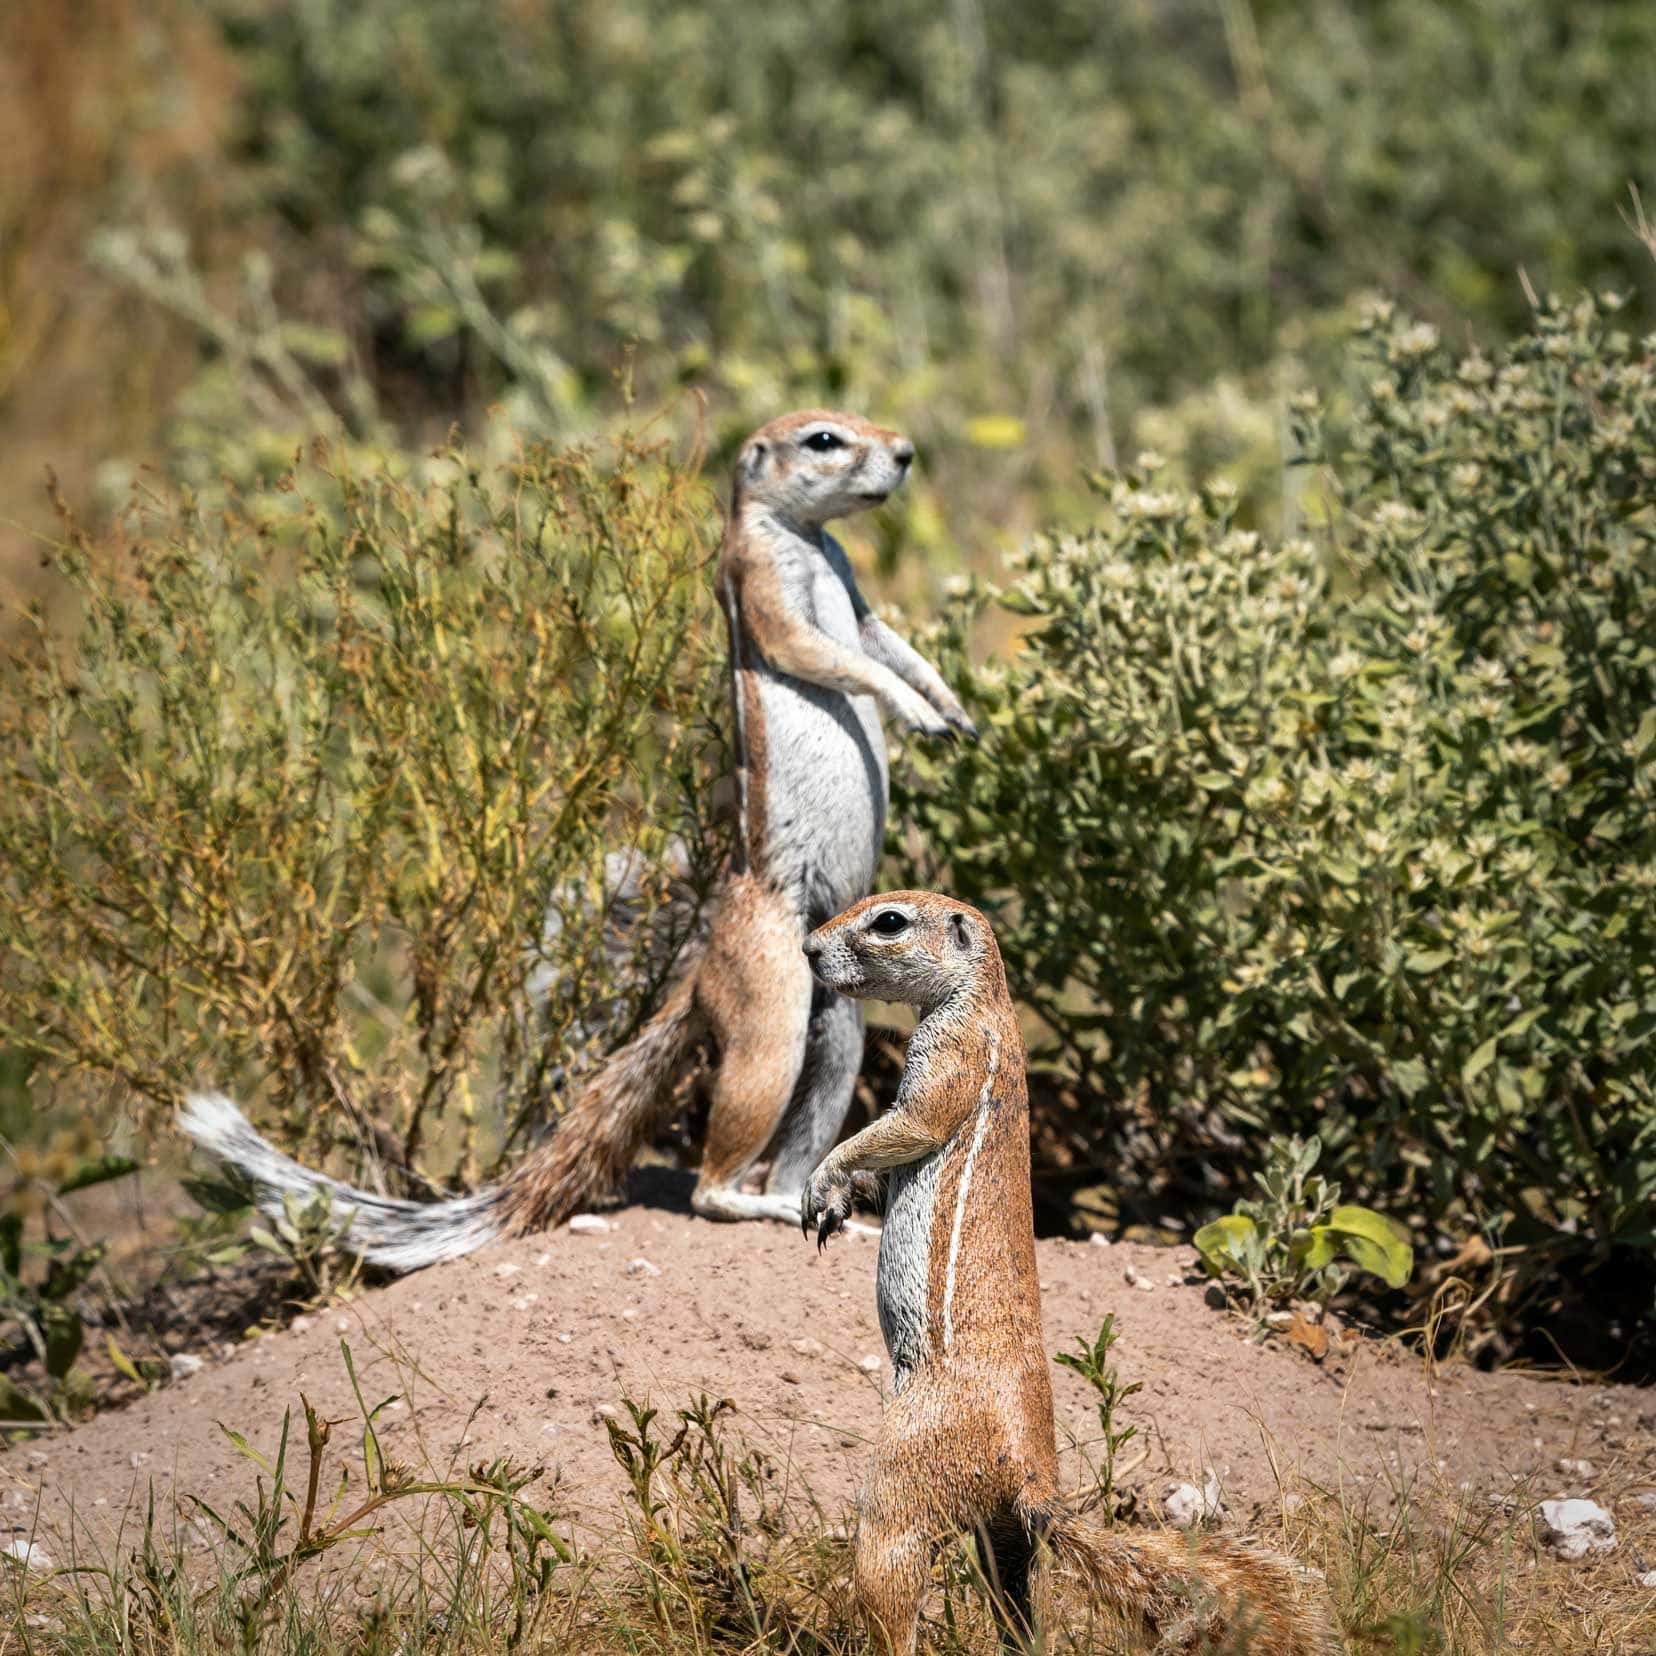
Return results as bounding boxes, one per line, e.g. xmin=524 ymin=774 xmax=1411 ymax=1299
xmin=816 ymin=1207 xmax=845 ymax=1250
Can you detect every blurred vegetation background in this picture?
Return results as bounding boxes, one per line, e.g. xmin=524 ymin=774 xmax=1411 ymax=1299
xmin=2 ymin=0 xmax=1654 ymax=1371
xmin=6 ymin=0 xmax=1655 ymax=587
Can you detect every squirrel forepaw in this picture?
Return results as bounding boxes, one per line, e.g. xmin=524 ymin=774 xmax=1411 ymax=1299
xmin=800 ymin=1168 xmax=854 ymax=1250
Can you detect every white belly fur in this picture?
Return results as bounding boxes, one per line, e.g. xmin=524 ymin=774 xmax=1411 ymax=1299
xmin=878 ymin=1151 xmax=942 ymax=1390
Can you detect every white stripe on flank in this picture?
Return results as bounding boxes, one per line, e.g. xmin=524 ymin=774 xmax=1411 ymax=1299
xmin=942 ymin=1027 xmax=1000 ymax=1354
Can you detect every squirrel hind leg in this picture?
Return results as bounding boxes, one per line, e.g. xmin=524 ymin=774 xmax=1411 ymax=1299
xmin=852 ymin=1517 xmax=931 ymax=1656
xmin=762 ymin=986 xmax=864 ymax=1199
xmin=693 ymin=876 xmax=813 ymax=1216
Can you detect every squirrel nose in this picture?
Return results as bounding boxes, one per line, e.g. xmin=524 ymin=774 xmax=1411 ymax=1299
xmin=892 ymin=439 xmax=915 ymax=470
xmin=802 ymin=936 xmax=823 ymax=961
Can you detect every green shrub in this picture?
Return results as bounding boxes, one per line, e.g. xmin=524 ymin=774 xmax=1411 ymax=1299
xmin=895 ymin=294 xmax=1656 ymax=1271
xmin=0 ymin=434 xmax=727 ymax=1183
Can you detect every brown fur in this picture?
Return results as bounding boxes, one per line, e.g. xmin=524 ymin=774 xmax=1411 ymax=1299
xmin=800 ymin=892 xmax=1339 ymax=1656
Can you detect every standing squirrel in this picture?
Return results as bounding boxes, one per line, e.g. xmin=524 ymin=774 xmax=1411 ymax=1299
xmin=800 ymin=892 xmax=1338 ymax=1656
xmin=180 ymin=411 xmax=973 ymax=1268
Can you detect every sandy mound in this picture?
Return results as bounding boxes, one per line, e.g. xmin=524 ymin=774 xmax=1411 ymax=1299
xmin=5 ymin=1169 xmax=1653 ymax=1558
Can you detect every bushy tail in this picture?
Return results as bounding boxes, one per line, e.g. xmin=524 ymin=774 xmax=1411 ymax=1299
xmin=180 ymin=971 xmax=706 ymax=1273
xmin=1038 ymin=1504 xmax=1338 ymax=1656
xmin=495 ymin=974 xmax=703 ymax=1234
xmin=178 ymin=1093 xmax=508 ymax=1271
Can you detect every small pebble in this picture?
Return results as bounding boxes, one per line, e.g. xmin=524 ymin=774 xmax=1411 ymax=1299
xmin=857 ymin=1354 xmax=881 ymax=1373
xmin=625 ymin=1258 xmax=662 ymax=1278
xmin=791 ymin=1337 xmax=824 ymax=1357
xmin=2 ymin=1540 xmax=52 ymax=1571
xmin=1164 ymin=1471 xmax=1223 ymax=1528
xmin=1124 ymin=1263 xmax=1155 ymax=1293
xmin=169 ymin=1353 xmax=204 ymax=1381
xmin=567 ymin=1215 xmax=612 ymax=1235
xmin=1536 ymin=1498 xmax=1617 ymax=1560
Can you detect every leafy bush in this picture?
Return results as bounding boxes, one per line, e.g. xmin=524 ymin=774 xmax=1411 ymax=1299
xmin=1193 ymin=1134 xmax=1414 ymax=1323
xmin=895 ymin=294 xmax=1656 ymax=1276
xmin=0 ymin=434 xmax=726 ymax=1184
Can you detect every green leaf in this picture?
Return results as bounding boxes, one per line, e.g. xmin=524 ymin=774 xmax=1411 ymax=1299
xmin=0 ymin=1375 xmax=48 ymax=1424
xmin=107 ymin=1333 xmax=145 ymax=1385
xmin=1461 ymin=1036 xmax=1498 ymax=1087
xmin=1391 ymin=1057 xmax=1431 ymax=1098
xmin=57 ymin=1154 xmax=139 ymax=1195
xmin=1322 ymin=1206 xmax=1414 ymax=1288
xmin=182 ymin=1175 xmax=255 ymax=1216
xmin=218 ymin=1421 xmax=276 ymax=1476
xmin=1405 ymin=949 xmax=1453 ymax=974
xmin=1498 ymin=1007 xmax=1542 ymax=1042
xmin=1193 ymin=1213 xmax=1259 ymax=1276
xmin=42 ymin=1302 xmax=83 ymax=1380
xmin=1288 ymin=1226 xmax=1338 ymax=1271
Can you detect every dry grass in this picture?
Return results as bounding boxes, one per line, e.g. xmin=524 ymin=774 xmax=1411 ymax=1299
xmin=4 ymin=1357 xmax=1651 ymax=1656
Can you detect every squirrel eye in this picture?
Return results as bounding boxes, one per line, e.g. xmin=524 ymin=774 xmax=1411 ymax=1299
xmin=802 ymin=430 xmax=845 ymax=452
xmin=870 ymin=910 xmax=909 ymax=936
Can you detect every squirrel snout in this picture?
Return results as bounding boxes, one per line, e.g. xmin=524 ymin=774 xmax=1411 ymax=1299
xmin=892 ymin=439 xmax=915 ymax=470
xmin=801 ymin=935 xmax=823 ymax=961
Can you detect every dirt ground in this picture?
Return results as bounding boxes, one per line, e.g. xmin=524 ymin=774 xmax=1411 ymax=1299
xmin=6 ymin=1168 xmax=1655 ymax=1583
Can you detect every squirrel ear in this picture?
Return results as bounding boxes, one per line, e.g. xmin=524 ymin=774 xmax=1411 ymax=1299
xmin=948 ymin=912 xmax=973 ymax=952
xmin=741 ymin=440 xmax=770 ymax=481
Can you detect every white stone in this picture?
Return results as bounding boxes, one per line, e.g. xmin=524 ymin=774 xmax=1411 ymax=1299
xmin=1554 ymin=1457 xmax=1594 ymax=1478
xmin=857 ymin=1354 xmax=882 ymax=1373
xmin=1536 ymin=1498 xmax=1616 ymax=1560
xmin=625 ymin=1258 xmax=661 ymax=1278
xmin=2 ymin=1539 xmax=51 ymax=1570
xmin=567 ymin=1215 xmax=612 ymax=1234
xmin=1164 ymin=1470 xmax=1223 ymax=1529
xmin=169 ymin=1353 xmax=204 ymax=1380
xmin=1123 ymin=1263 xmax=1155 ymax=1292
xmin=1087 ymin=1232 xmax=1112 ymax=1248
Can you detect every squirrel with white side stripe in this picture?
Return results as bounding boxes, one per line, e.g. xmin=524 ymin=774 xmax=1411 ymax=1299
xmin=800 ymin=890 xmax=1339 ymax=1656
xmin=180 ymin=410 xmax=973 ymax=1268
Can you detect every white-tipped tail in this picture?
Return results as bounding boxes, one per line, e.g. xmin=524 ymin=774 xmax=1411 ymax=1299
xmin=179 ymin=1092 xmax=506 ymax=1272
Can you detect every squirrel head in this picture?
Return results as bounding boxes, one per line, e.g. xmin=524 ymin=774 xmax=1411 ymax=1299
xmin=733 ymin=409 xmax=915 ymax=529
xmin=803 ymin=890 xmax=1004 ymax=1012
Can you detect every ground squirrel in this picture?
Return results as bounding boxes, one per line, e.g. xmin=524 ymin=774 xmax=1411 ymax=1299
xmin=800 ymin=891 xmax=1338 ymax=1656
xmin=181 ymin=410 xmax=974 ymax=1267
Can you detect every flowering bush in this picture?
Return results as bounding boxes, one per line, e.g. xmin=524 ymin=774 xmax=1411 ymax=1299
xmin=895 ymin=296 xmax=1656 ymax=1271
